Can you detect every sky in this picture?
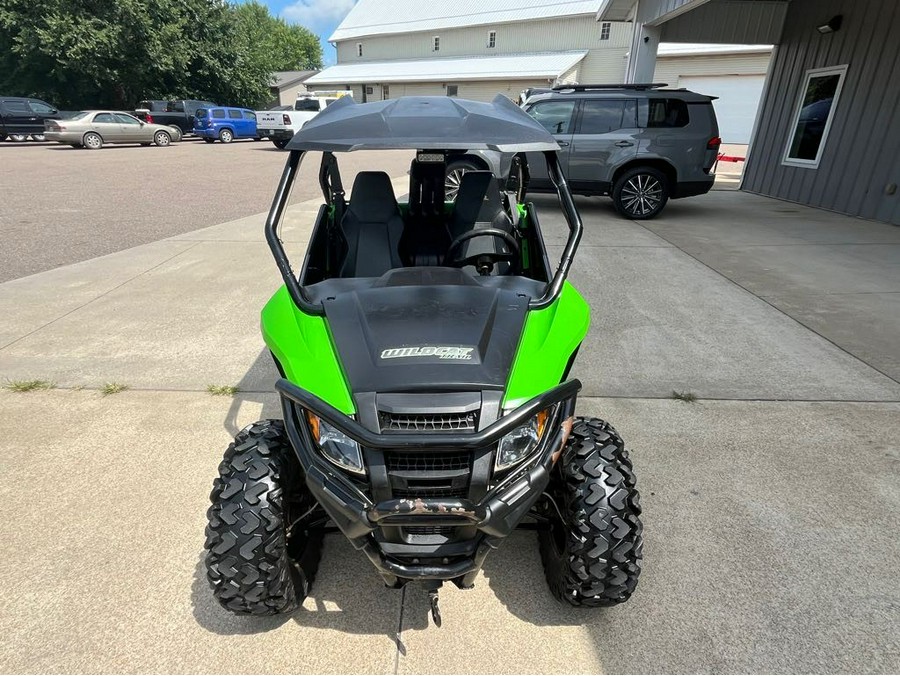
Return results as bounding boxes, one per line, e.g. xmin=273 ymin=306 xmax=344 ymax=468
xmin=249 ymin=0 xmax=358 ymax=65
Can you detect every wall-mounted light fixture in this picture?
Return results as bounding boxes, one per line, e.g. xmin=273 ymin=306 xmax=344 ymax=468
xmin=817 ymin=15 xmax=843 ymax=34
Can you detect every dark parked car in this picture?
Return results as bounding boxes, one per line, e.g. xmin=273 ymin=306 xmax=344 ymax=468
xmin=193 ymin=107 xmax=258 ymax=143
xmin=133 ymin=99 xmax=216 ymax=134
xmin=0 ymin=96 xmax=64 ymax=141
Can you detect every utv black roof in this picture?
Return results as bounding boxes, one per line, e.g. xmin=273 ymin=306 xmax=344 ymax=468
xmin=285 ymin=94 xmax=560 ymax=153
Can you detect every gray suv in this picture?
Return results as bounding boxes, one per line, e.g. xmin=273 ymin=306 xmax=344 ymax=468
xmin=446 ymin=84 xmax=721 ymax=219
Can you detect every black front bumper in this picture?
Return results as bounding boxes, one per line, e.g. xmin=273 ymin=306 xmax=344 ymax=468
xmin=277 ymin=378 xmax=579 ymax=586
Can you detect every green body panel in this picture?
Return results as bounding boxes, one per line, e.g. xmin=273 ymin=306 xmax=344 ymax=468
xmin=260 ymin=285 xmax=355 ymax=415
xmin=502 ymin=281 xmax=590 ymax=409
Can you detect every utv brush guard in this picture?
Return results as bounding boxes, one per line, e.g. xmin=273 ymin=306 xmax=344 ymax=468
xmin=277 ymin=378 xmax=579 ymax=587
xmin=204 ymin=95 xmax=643 ymax=625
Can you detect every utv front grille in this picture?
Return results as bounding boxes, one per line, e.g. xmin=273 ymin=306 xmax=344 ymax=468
xmin=379 ymin=411 xmax=477 ymax=433
xmin=392 ymin=484 xmax=469 ymax=499
xmin=385 ymin=450 xmax=472 ymax=500
xmin=404 ymin=525 xmax=456 ymax=536
xmin=384 ymin=451 xmax=471 ymax=473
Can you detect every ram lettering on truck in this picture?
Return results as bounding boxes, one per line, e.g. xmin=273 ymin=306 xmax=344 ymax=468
xmin=257 ymin=92 xmax=351 ymax=149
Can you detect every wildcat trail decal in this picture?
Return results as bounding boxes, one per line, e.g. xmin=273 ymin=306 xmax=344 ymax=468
xmin=380 ymin=346 xmax=475 ymax=361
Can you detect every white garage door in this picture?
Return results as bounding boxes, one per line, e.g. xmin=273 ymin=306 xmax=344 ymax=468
xmin=679 ymin=74 xmax=766 ymax=144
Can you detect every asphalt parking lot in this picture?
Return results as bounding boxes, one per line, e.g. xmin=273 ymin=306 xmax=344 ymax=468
xmin=0 ymin=145 xmax=898 ymax=673
xmin=0 ymin=139 xmax=412 ymax=282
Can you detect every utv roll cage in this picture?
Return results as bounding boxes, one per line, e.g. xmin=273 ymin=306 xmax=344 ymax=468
xmin=263 ymin=95 xmax=584 ymax=315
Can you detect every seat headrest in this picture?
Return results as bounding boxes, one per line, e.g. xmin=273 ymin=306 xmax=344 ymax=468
xmin=455 ymin=171 xmax=503 ymax=223
xmin=348 ymin=171 xmax=399 ymax=221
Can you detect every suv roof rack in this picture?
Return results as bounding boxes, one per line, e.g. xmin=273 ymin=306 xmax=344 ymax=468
xmin=551 ymin=83 xmax=669 ymax=92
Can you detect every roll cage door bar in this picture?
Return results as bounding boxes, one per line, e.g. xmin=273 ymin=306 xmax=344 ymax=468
xmin=264 ymin=149 xmax=583 ymax=316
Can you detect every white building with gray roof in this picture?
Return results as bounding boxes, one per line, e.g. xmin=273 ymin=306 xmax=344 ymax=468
xmin=305 ymin=0 xmax=632 ymax=102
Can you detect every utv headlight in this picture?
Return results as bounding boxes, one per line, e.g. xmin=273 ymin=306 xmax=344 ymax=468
xmin=495 ymin=408 xmax=551 ymax=471
xmin=305 ymin=412 xmax=365 ymax=475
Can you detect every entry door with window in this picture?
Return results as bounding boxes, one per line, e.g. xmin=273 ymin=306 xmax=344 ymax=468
xmin=524 ymin=99 xmax=577 ymax=188
xmin=568 ymin=98 xmax=638 ymax=192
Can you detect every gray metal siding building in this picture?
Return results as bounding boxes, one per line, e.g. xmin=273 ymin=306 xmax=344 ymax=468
xmin=743 ymin=0 xmax=900 ymax=225
xmin=599 ymin=0 xmax=900 ymax=225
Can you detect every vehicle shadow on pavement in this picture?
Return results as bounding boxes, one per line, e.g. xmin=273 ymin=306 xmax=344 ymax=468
xmin=190 ymin=553 xmax=293 ymax=634
xmin=479 ymin=531 xmax=585 ymax=628
xmin=223 ymin=349 xmax=283 ymax=436
xmin=190 ymin=537 xmax=415 ymax=638
xmin=201 ymin=349 xmax=419 ymax=640
xmin=44 ymin=145 xmax=157 ymax=151
xmin=529 ymin=192 xmax=716 ymax=223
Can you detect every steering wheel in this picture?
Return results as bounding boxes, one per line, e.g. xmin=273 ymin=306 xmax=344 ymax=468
xmin=443 ymin=228 xmax=520 ymax=273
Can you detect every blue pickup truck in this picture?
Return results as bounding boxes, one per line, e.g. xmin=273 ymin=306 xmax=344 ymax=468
xmin=193 ymin=106 xmax=258 ymax=143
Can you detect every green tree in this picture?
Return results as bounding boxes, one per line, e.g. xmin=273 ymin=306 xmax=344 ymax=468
xmin=233 ymin=1 xmax=322 ymax=72
xmin=0 ymin=0 xmax=322 ymax=109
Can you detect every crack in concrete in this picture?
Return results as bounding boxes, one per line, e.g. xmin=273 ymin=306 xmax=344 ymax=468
xmin=0 ymin=242 xmax=203 ymax=352
xmin=9 ymin=386 xmax=899 ymax=405
xmin=393 ymin=585 xmax=406 ymax=674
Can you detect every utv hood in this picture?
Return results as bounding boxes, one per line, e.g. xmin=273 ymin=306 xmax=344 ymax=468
xmin=322 ymin=281 xmax=529 ymax=394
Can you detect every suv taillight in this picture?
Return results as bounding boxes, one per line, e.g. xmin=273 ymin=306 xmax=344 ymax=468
xmin=282 ymin=114 xmax=291 ymax=125
xmin=707 ymin=136 xmax=722 ymax=150
xmin=145 ymin=113 xmax=154 ymax=124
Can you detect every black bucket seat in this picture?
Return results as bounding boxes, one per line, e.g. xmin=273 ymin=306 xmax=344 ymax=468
xmin=338 ymin=171 xmax=405 ymax=277
xmin=447 ymin=171 xmax=516 ymax=273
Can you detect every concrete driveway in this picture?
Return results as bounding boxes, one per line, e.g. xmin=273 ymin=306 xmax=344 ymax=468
xmin=0 ymin=181 xmax=898 ymax=673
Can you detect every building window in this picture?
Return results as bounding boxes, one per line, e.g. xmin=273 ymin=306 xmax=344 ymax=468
xmin=365 ymin=86 xmax=374 ymax=95
xmin=783 ymin=64 xmax=847 ymax=168
xmin=488 ymin=30 xmax=496 ymax=48
xmin=600 ymin=22 xmax=611 ymax=40
xmin=446 ymin=85 xmax=458 ymax=97
xmin=357 ymin=43 xmax=363 ymax=57
xmin=433 ymin=36 xmax=440 ymax=51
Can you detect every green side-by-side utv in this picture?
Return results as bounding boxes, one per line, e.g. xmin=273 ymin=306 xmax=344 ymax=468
xmin=204 ymin=95 xmax=643 ymax=626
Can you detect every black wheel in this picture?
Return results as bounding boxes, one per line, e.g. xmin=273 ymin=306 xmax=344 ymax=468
xmin=205 ymin=419 xmax=324 ymax=615
xmin=203 ymin=138 xmax=215 ymax=144
xmin=612 ymin=167 xmax=669 ymax=220
xmin=218 ymin=128 xmax=234 ymax=144
xmin=272 ymin=139 xmax=289 ymax=149
xmin=539 ymin=417 xmax=643 ymax=606
xmin=445 ymin=159 xmax=480 ymax=201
